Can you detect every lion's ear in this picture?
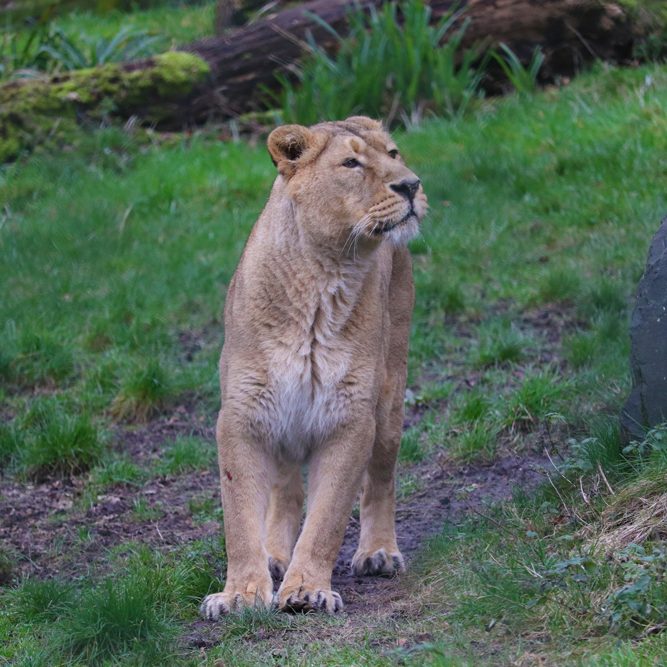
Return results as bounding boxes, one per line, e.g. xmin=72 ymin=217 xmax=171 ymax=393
xmin=343 ymin=116 xmax=383 ymax=132
xmin=267 ymin=124 xmax=317 ymax=179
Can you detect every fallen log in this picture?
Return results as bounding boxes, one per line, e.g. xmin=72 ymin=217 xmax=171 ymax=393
xmin=186 ymin=0 xmax=636 ymax=117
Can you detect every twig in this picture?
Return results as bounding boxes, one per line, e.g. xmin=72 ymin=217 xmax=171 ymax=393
xmin=597 ymin=462 xmax=615 ymax=496
xmin=579 ymin=476 xmax=590 ymax=506
xmin=566 ymin=21 xmax=598 ymax=60
xmin=543 ymin=446 xmax=572 ymax=484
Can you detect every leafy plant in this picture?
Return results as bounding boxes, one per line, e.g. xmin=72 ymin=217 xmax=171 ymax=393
xmin=493 ymin=43 xmax=544 ymax=94
xmin=36 ymin=25 xmax=162 ymax=71
xmin=1 ymin=23 xmax=161 ymax=81
xmin=604 ymin=544 xmax=667 ymax=635
xmin=274 ymin=1 xmax=487 ymax=127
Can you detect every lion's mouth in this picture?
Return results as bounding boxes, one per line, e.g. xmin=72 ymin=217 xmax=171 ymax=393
xmin=372 ymin=210 xmax=417 ymax=235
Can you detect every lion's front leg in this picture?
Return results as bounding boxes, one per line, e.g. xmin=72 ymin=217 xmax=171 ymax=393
xmin=200 ymin=413 xmax=274 ymax=620
xmin=276 ymin=417 xmax=375 ymax=614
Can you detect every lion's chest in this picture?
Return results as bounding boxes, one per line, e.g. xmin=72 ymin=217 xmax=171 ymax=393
xmin=263 ymin=339 xmax=353 ymax=459
xmin=248 ymin=281 xmax=367 ymax=460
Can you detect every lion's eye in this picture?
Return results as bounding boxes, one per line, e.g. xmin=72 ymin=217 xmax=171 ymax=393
xmin=388 ymin=149 xmax=399 ymax=159
xmin=342 ymin=158 xmax=362 ymax=168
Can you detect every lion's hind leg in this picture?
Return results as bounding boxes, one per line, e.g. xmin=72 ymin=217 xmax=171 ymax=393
xmin=351 ymin=375 xmax=405 ymax=577
xmin=351 ymin=246 xmax=412 ymax=578
xmin=265 ymin=463 xmax=304 ymax=582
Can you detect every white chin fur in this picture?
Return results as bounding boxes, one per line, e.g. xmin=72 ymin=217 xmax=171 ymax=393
xmin=386 ymin=216 xmax=420 ymax=246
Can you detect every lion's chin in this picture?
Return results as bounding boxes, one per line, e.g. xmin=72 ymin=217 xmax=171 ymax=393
xmin=371 ymin=212 xmax=420 ymax=246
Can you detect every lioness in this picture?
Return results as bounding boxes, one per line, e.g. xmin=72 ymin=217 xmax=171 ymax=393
xmin=201 ymin=116 xmax=427 ymax=618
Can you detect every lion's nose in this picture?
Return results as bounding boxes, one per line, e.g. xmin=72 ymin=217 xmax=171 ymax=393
xmin=390 ymin=179 xmax=421 ymax=202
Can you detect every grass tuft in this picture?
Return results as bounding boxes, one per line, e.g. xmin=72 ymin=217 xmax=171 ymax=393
xmin=472 ymin=321 xmax=527 ymax=369
xmin=110 ymin=358 xmax=175 ymax=421
xmin=400 ymin=427 xmax=426 ymax=463
xmin=579 ymin=279 xmax=629 ymax=320
xmin=452 ymin=389 xmax=492 ymax=424
xmin=504 ymin=369 xmax=567 ymax=430
xmin=12 ymin=579 xmax=76 ymax=623
xmin=0 ymin=422 xmax=21 ymax=471
xmin=0 ymin=546 xmax=16 ymax=585
xmin=537 ymin=268 xmax=582 ymax=303
xmin=56 ymin=574 xmax=174 ymax=664
xmin=17 ymin=399 xmax=103 ymax=481
xmin=1 ymin=329 xmax=75 ymax=388
xmin=89 ymin=456 xmax=147 ymax=488
xmin=452 ymin=420 xmax=499 ymax=460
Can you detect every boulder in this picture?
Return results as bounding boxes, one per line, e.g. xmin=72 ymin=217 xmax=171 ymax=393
xmin=622 ymin=217 xmax=667 ymax=439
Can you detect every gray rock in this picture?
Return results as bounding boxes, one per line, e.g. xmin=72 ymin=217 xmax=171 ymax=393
xmin=622 ymin=216 xmax=667 ymax=440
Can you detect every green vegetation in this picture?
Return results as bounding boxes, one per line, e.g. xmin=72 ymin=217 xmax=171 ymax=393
xmin=493 ymin=43 xmax=545 ymax=94
xmin=1 ymin=544 xmax=225 ymax=666
xmin=275 ymin=2 xmax=487 ymax=127
xmin=111 ymin=357 xmax=177 ymax=421
xmin=1 ymin=0 xmax=666 ymax=657
xmin=0 ymin=50 xmax=210 ymax=162
xmin=0 ymin=24 xmax=162 ymax=80
xmin=157 ymin=436 xmax=216 ymax=475
xmin=413 ymin=424 xmax=667 ymax=664
xmin=1 ymin=398 xmax=103 ymax=481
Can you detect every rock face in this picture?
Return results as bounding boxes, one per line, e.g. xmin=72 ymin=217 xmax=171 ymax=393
xmin=622 ymin=217 xmax=667 ymax=440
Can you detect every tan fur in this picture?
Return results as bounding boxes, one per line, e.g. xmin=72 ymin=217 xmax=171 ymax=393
xmin=200 ymin=117 xmax=428 ymax=618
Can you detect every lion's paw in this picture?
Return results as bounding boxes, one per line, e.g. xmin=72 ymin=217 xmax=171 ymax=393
xmin=200 ymin=588 xmax=271 ymax=620
xmin=278 ymin=586 xmax=344 ymax=614
xmin=351 ymin=548 xmax=405 ymax=577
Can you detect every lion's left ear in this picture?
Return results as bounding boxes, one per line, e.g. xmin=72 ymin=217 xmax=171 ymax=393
xmin=343 ymin=116 xmax=383 ymax=132
xmin=267 ymin=124 xmax=323 ymax=179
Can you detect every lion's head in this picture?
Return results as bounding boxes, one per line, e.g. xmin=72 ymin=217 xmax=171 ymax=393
xmin=267 ymin=116 xmax=428 ymax=252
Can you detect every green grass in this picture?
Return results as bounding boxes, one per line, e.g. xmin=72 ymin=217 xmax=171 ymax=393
xmin=111 ymin=357 xmax=177 ymax=421
xmin=1 ymin=543 xmax=226 ymax=665
xmin=471 ymin=319 xmax=528 ymax=369
xmin=1 ymin=59 xmax=667 ymax=665
xmin=157 ymin=435 xmax=216 ymax=475
xmin=503 ymin=369 xmax=568 ymax=429
xmin=2 ymin=397 xmax=104 ymax=480
xmin=54 ymin=2 xmax=217 ymax=46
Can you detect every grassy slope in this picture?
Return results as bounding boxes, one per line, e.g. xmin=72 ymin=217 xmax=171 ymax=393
xmin=0 ymin=63 xmax=666 ymax=665
xmin=53 ymin=1 xmax=217 ymax=46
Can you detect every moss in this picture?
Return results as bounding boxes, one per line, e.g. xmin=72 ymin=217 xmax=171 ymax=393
xmin=0 ymin=51 xmax=210 ymax=163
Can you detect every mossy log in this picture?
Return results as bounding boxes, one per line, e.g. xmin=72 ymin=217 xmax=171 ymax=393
xmin=0 ymin=51 xmax=210 ymax=162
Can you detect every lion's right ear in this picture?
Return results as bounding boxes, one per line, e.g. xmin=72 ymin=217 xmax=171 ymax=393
xmin=267 ymin=125 xmax=319 ymax=179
